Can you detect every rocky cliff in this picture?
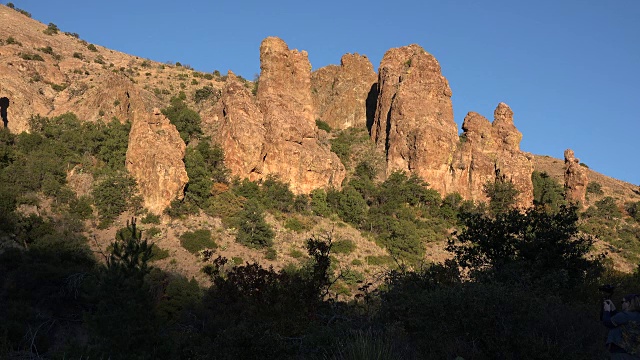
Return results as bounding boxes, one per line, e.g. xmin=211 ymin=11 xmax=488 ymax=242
xmin=370 ymin=45 xmax=533 ymax=206
xmin=206 ymin=71 xmax=266 ymax=182
xmin=204 ymin=38 xmax=345 ymax=193
xmin=311 ymin=53 xmax=377 ymax=131
xmin=126 ymin=108 xmax=188 ymax=215
xmin=452 ymin=104 xmax=534 ymax=206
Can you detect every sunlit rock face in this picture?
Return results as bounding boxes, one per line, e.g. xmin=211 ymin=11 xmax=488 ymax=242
xmin=564 ymin=148 xmax=588 ymax=206
xmin=253 ymin=37 xmax=345 ymax=193
xmin=126 ymin=108 xmax=188 ymax=215
xmin=311 ymin=53 xmax=378 ymax=131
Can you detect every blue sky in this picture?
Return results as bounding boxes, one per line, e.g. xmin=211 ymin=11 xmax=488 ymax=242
xmin=10 ymin=0 xmax=640 ymax=185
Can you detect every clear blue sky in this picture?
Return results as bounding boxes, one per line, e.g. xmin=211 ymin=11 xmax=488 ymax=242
xmin=10 ymin=0 xmax=640 ymax=185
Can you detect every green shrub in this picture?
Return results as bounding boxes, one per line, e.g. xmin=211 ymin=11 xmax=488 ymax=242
xmin=261 ymin=175 xmax=294 ymax=212
xmin=145 ymin=227 xmax=162 ymax=238
xmin=73 ymin=52 xmax=83 ymax=60
xmin=161 ymin=95 xmax=202 ymax=144
xmin=289 ymin=249 xmax=304 ymax=258
xmin=341 ymin=268 xmax=365 ymax=285
xmin=87 ymin=43 xmax=98 ymax=52
xmin=180 ymin=229 xmax=217 ymax=254
xmin=532 ymin=171 xmax=565 ymax=209
xmin=587 ymin=181 xmax=604 ymax=196
xmin=6 ymin=36 xmax=21 ymax=46
xmin=20 ymin=53 xmax=44 ymax=61
xmin=232 ymin=256 xmax=243 ymax=265
xmin=149 ymin=245 xmax=169 ymax=262
xmin=193 ymin=86 xmax=216 ymax=103
xmin=351 ymin=259 xmax=363 ymax=266
xmin=284 ymin=217 xmax=306 ymax=233
xmin=265 ymin=248 xmax=277 ymax=260
xmin=366 ymin=255 xmax=393 ymax=266
xmin=315 ymin=119 xmax=332 ymax=132
xmin=38 ymin=46 xmax=54 ymax=55
xmin=51 ymin=83 xmax=67 ymax=92
xmin=92 ymin=172 xmax=137 ymax=227
xmin=43 ymin=23 xmax=59 ymax=35
xmin=332 ymin=239 xmax=356 ymax=254
xmin=141 ymin=213 xmax=161 ymax=224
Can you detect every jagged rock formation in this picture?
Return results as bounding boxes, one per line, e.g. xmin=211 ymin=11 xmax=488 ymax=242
xmin=370 ymin=45 xmax=533 ymax=206
xmin=311 ymin=53 xmax=377 ymax=130
xmin=208 ymin=71 xmax=266 ymax=181
xmin=204 ymin=38 xmax=345 ymax=193
xmin=371 ymin=44 xmax=460 ymax=195
xmin=255 ymin=37 xmax=345 ymax=193
xmin=564 ymin=149 xmax=588 ymax=205
xmin=126 ymin=108 xmax=188 ymax=215
xmin=452 ymin=104 xmax=534 ymax=206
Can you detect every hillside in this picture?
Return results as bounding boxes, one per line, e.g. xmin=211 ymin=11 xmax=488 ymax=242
xmin=4 ymin=4 xmax=640 ymax=359
xmin=2 ymin=2 xmax=640 ymax=278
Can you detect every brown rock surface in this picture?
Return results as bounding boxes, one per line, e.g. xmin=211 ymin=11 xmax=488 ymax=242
xmin=371 ymin=44 xmax=459 ymax=195
xmin=255 ymin=37 xmax=345 ymax=193
xmin=311 ymin=53 xmax=377 ymax=130
xmin=206 ymin=71 xmax=266 ymax=181
xmin=452 ymin=104 xmax=534 ymax=207
xmin=126 ymin=108 xmax=188 ymax=215
xmin=564 ymin=149 xmax=588 ymax=205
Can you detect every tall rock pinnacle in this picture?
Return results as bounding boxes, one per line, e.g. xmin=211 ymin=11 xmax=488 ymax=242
xmin=371 ymin=44 xmax=460 ymax=195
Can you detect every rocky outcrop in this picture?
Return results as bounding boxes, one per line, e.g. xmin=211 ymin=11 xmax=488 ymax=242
xmin=255 ymin=37 xmax=345 ymax=193
xmin=311 ymin=53 xmax=377 ymax=130
xmin=371 ymin=44 xmax=459 ymax=195
xmin=452 ymin=104 xmax=534 ymax=207
xmin=208 ymin=71 xmax=266 ymax=181
xmin=564 ymin=149 xmax=588 ymax=206
xmin=126 ymin=108 xmax=188 ymax=215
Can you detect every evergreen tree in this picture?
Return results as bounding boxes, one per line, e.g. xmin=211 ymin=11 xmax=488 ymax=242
xmin=236 ymin=199 xmax=274 ymax=248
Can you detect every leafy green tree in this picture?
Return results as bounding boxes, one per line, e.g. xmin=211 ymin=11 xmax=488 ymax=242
xmin=532 ymin=171 xmax=565 ymax=210
xmin=337 ymin=186 xmax=368 ymax=226
xmin=236 ymin=199 xmax=274 ymax=248
xmin=447 ymin=205 xmax=601 ymax=285
xmin=161 ymin=96 xmax=202 ymax=144
xmin=195 ymin=139 xmax=229 ymax=184
xmin=260 ymin=175 xmax=294 ymax=212
xmin=483 ymin=174 xmax=519 ymax=215
xmin=232 ymin=178 xmax=261 ymax=201
xmin=184 ymin=147 xmax=213 ymax=207
xmin=593 ymin=196 xmax=622 ymax=220
xmin=310 ymin=188 xmax=331 ymax=216
xmin=92 ymin=172 xmax=137 ymax=227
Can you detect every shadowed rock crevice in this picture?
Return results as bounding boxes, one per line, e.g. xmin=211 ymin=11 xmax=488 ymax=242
xmin=0 ymin=97 xmax=9 ymax=128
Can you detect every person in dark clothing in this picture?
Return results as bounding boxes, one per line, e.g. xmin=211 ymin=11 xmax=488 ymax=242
xmin=603 ymin=294 xmax=640 ymax=359
xmin=0 ymin=97 xmax=9 ymax=128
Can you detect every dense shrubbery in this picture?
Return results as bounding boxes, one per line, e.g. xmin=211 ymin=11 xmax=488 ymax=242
xmin=161 ymin=93 xmax=202 ymax=144
xmin=2 ymin=99 xmax=639 ymax=358
xmin=180 ymin=229 xmax=217 ymax=254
